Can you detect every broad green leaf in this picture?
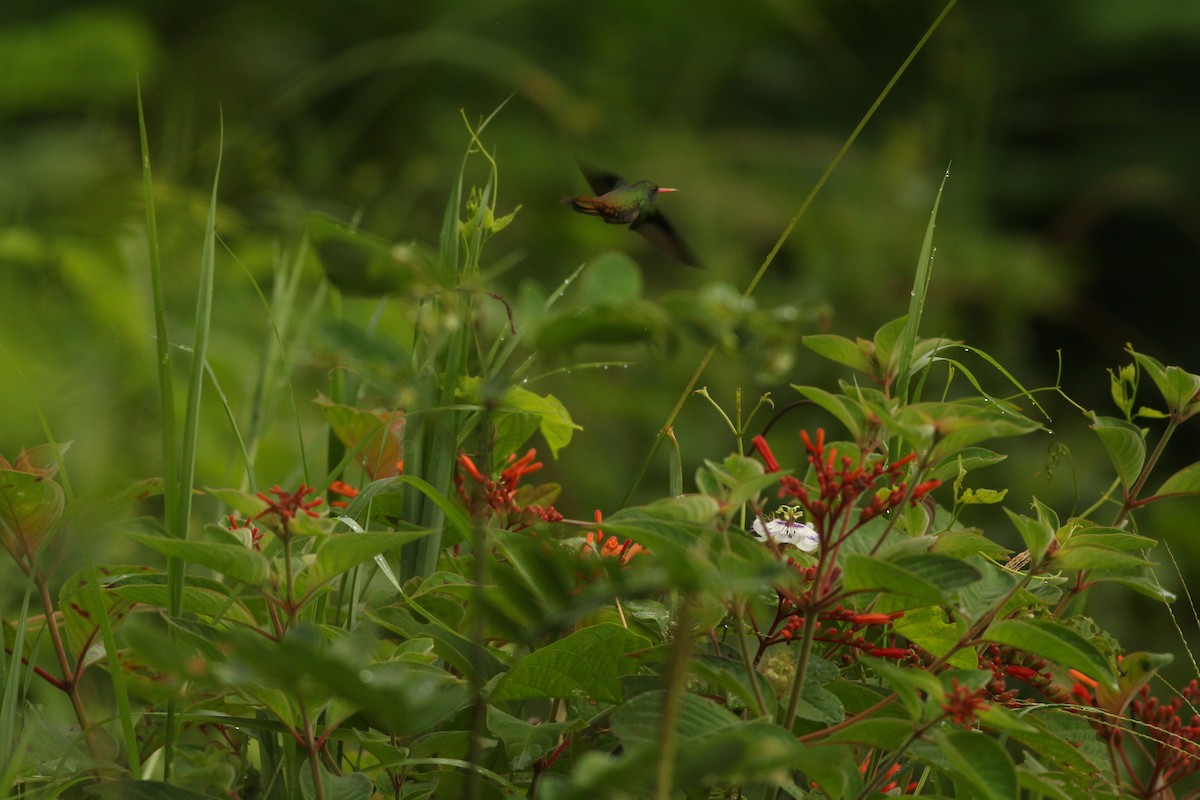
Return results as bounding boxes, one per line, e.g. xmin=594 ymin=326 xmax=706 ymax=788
xmin=893 ymin=606 xmax=974 ymax=669
xmin=368 ymin=605 xmax=507 ymax=682
xmin=843 ymin=553 xmax=945 ymax=603
xmin=1009 ymin=707 xmax=1110 ymax=780
xmin=927 ymin=447 xmax=1008 ymax=483
xmin=1156 ymin=461 xmax=1200 ymax=496
xmin=501 ymin=386 xmax=580 ymax=458
xmin=88 ymin=780 xmax=215 ymax=799
xmin=1048 ymin=544 xmax=1152 ymax=572
xmin=611 ymin=689 xmax=740 ymax=748
xmin=487 ymin=706 xmax=577 ymax=771
xmin=315 ymin=396 xmax=404 ymax=479
xmin=1130 ymin=349 xmax=1200 ymax=414
xmin=106 ymin=575 xmax=256 ymax=626
xmin=792 ymin=384 xmax=864 ymax=439
xmin=579 ymin=250 xmax=643 ymax=303
xmin=982 ymin=618 xmax=1116 ymax=690
xmin=0 ymin=467 xmax=64 ymax=562
xmin=123 ymin=529 xmax=269 ymax=587
xmin=861 ymin=656 xmax=944 ymax=719
xmin=692 ymin=653 xmax=778 ymax=717
xmin=932 ymin=728 xmax=1017 ymax=800
xmin=872 ymin=315 xmax=909 ymax=371
xmin=1098 ymin=574 xmax=1175 ymax=603
xmin=893 ymin=553 xmax=982 ymax=592
xmin=826 ymin=717 xmax=916 ymax=749
xmin=789 ymin=655 xmax=844 ymax=724
xmin=1003 ymin=508 xmax=1054 ymax=564
xmin=490 ymin=623 xmax=648 ymax=703
xmin=305 ymin=530 xmax=435 ymax=588
xmin=889 ymin=401 xmax=1042 ymax=461
xmin=300 ymin=769 xmax=373 ymax=800
xmin=536 ymin=300 xmax=670 ymax=350
xmin=1089 ymin=414 xmax=1145 ymax=490
xmin=1059 ymin=528 xmax=1156 ymax=551
xmin=932 ymin=530 xmax=1012 ymax=561
xmin=802 ymin=333 xmax=874 ymax=373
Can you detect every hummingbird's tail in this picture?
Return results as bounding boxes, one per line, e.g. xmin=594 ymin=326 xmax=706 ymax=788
xmin=561 ymin=195 xmax=604 ymax=216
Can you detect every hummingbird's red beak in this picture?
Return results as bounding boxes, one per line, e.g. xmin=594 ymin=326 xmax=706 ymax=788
xmin=657 ymin=187 xmax=678 ymax=193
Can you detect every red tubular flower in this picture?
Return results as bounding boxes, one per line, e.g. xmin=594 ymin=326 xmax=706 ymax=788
xmin=752 ymin=435 xmax=781 ymax=473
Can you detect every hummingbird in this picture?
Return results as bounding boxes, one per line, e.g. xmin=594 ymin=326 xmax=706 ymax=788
xmin=562 ymin=165 xmax=700 ymax=267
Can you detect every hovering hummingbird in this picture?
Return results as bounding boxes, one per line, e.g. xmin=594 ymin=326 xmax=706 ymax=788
xmin=562 ymin=165 xmax=700 ymax=267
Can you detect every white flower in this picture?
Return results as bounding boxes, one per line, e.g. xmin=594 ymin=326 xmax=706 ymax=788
xmin=752 ymin=514 xmax=819 ymax=552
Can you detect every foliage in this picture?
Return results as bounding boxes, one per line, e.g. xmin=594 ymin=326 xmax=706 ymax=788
xmin=4 ymin=101 xmax=1200 ymax=800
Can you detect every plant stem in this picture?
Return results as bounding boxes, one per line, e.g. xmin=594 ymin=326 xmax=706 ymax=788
xmin=36 ymin=575 xmax=101 ymax=764
xmin=655 ymin=598 xmax=694 ymax=800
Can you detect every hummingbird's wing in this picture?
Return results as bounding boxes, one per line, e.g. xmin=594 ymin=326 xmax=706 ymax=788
xmin=631 ymin=210 xmax=701 ymax=268
xmin=577 ymin=162 xmax=624 ymax=195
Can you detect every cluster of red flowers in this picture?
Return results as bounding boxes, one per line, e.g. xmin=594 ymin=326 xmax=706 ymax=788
xmin=752 ymin=429 xmax=940 ymax=547
xmin=254 ymin=484 xmax=323 ymax=538
xmin=455 ymin=449 xmax=564 ymax=530
xmin=941 ymin=677 xmax=989 ymax=729
xmin=1122 ymin=679 xmax=1200 ymax=792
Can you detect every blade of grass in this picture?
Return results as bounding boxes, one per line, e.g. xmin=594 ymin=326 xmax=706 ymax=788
xmin=84 ymin=564 xmax=140 ymax=778
xmin=137 ymin=77 xmax=180 ymax=539
xmin=894 ymin=165 xmax=949 ymax=402
xmin=164 ymin=109 xmax=223 ymax=779
xmin=0 ymin=582 xmax=36 ymax=788
xmin=622 ymin=0 xmax=959 ymax=505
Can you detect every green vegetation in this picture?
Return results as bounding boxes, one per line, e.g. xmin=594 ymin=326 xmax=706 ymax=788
xmin=4 ymin=2 xmax=1200 ymax=798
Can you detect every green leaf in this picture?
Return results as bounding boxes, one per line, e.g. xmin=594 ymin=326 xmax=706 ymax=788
xmin=0 ymin=466 xmax=65 ymax=562
xmin=579 ymin=251 xmax=643 ymax=304
xmin=1048 ymin=544 xmax=1152 ymax=572
xmin=611 ymin=689 xmax=740 ymax=748
xmin=305 ymin=530 xmax=436 ymax=588
xmin=87 ymin=779 xmax=216 ymax=799
xmin=1089 ymin=414 xmax=1145 ymax=490
xmin=791 ymin=384 xmax=864 ymax=439
xmin=536 ymin=300 xmax=670 ymax=350
xmin=802 ymin=333 xmax=873 ymax=373
xmin=487 ymin=706 xmax=576 ymax=771
xmin=315 ymin=396 xmax=404 ymax=479
xmin=932 ymin=728 xmax=1017 ymax=800
xmin=1156 ymin=461 xmax=1200 ymax=496
xmin=490 ymin=623 xmax=649 ymax=703
xmin=500 ymin=385 xmax=580 ymax=458
xmin=893 ymin=553 xmax=982 ymax=593
xmin=927 ymin=447 xmax=1007 ymax=482
xmin=368 ymin=605 xmax=507 ymax=682
xmin=1003 ymin=508 xmax=1055 ymax=564
xmin=892 ymin=606 xmax=975 ymax=670
xmin=932 ymin=530 xmax=1012 ymax=561
xmin=843 ymin=553 xmax=945 ymax=603
xmin=827 ymin=717 xmax=916 ymax=749
xmin=872 ymin=315 xmax=909 ymax=372
xmin=982 ymin=618 xmax=1116 ymax=690
xmin=861 ymin=656 xmax=944 ymax=719
xmin=1130 ymin=349 xmax=1200 ymax=414
xmin=123 ymin=528 xmax=269 ymax=587
xmin=105 ymin=574 xmax=256 ymax=626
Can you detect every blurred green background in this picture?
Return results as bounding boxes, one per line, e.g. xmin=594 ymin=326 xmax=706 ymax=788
xmin=3 ymin=2 xmax=1199 ymax=664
